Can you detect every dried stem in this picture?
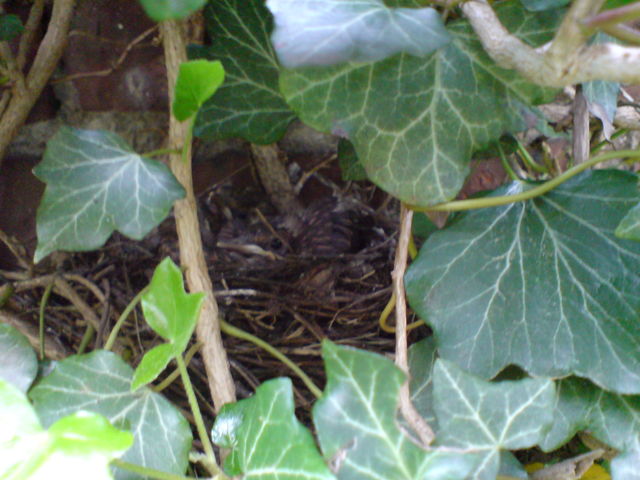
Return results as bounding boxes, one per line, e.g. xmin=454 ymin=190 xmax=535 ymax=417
xmin=160 ymin=19 xmax=236 ymax=412
xmin=393 ymin=204 xmax=435 ymax=447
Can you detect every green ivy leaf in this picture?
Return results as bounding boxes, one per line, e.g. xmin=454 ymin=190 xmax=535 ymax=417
xmin=211 ymin=378 xmax=334 ymax=479
xmin=405 ymin=170 xmax=640 ymax=394
xmin=615 ymin=202 xmax=640 ymax=240
xmin=337 ymin=139 xmax=367 ymax=181
xmin=0 ymin=14 xmax=24 ymax=41
xmin=280 ymin=2 xmax=560 ymax=206
xmin=541 ymin=377 xmax=640 ymax=454
xmin=33 ymin=127 xmax=185 ymax=263
xmin=612 ymin=443 xmax=640 ymax=480
xmin=520 ymin=0 xmax=569 ymax=11
xmin=267 ymin=0 xmax=450 ymax=68
xmin=132 ymin=258 xmax=204 ymax=390
xmin=173 ymin=60 xmax=224 ymax=121
xmin=433 ymin=360 xmax=555 ymax=480
xmin=138 ymin=0 xmax=206 ymax=21
xmin=1 ymin=380 xmax=132 ymax=480
xmin=0 ymin=324 xmax=37 ymax=393
xmin=583 ymin=33 xmax=619 ymax=140
xmin=409 ymin=341 xmax=542 ymax=480
xmin=408 ymin=337 xmax=437 ymax=426
xmin=315 ymin=341 xmax=479 ymax=480
xmin=192 ymin=0 xmax=296 ymax=144
xmin=29 ymin=350 xmax=192 ymax=480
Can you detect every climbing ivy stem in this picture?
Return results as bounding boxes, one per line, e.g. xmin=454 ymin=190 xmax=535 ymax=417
xmin=416 ymin=149 xmax=640 ymax=212
xmin=176 ymin=355 xmax=222 ymax=477
xmin=220 ymin=320 xmax=323 ymax=399
xmin=104 ymin=287 xmax=147 ymax=352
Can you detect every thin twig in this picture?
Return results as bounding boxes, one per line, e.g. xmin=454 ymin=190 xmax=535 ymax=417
xmin=52 ymin=25 xmax=158 ymax=84
xmin=17 ymin=0 xmax=46 ymax=70
xmin=393 ymin=204 xmax=435 ymax=447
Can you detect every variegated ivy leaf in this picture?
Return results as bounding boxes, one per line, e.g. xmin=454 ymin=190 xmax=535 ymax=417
xmin=212 ymin=378 xmax=335 ymax=480
xmin=433 ymin=360 xmax=555 ymax=480
xmin=30 ymin=350 xmax=192 ymax=480
xmin=267 ymin=0 xmax=450 ymax=68
xmin=405 ymin=170 xmax=640 ymax=394
xmin=541 ymin=377 xmax=640 ymax=473
xmin=0 ymin=324 xmax=37 ymax=393
xmin=192 ymin=0 xmax=296 ymax=144
xmin=279 ymin=2 xmax=560 ymax=206
xmin=616 ymin=202 xmax=640 ymax=240
xmin=33 ymin=127 xmax=184 ymax=262
xmin=314 ymin=341 xmax=479 ymax=480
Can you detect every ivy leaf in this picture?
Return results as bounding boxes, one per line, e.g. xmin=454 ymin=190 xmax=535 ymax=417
xmin=173 ymin=60 xmax=224 ymax=121
xmin=33 ymin=127 xmax=185 ymax=263
xmin=1 ymin=379 xmax=133 ymax=480
xmin=132 ymin=258 xmax=204 ymax=390
xmin=29 ymin=350 xmax=192 ymax=480
xmin=337 ymin=139 xmax=367 ymax=181
xmin=612 ymin=443 xmax=640 ymax=480
xmin=0 ymin=324 xmax=37 ymax=393
xmin=520 ymin=0 xmax=569 ymax=11
xmin=267 ymin=0 xmax=450 ymax=68
xmin=315 ymin=340 xmax=479 ymax=480
xmin=408 ymin=337 xmax=438 ymax=426
xmin=583 ymin=33 xmax=619 ymax=140
xmin=138 ymin=0 xmax=206 ymax=21
xmin=433 ymin=360 xmax=555 ymax=480
xmin=211 ymin=378 xmax=335 ymax=480
xmin=405 ymin=170 xmax=640 ymax=394
xmin=280 ymin=2 xmax=560 ymax=206
xmin=0 ymin=14 xmax=24 ymax=41
xmin=192 ymin=0 xmax=296 ymax=144
xmin=615 ymin=202 xmax=640 ymax=240
xmin=541 ymin=377 xmax=640 ymax=457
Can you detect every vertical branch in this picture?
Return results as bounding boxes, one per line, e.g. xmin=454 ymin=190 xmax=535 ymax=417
xmin=393 ymin=204 xmax=435 ymax=447
xmin=160 ymin=19 xmax=236 ymax=412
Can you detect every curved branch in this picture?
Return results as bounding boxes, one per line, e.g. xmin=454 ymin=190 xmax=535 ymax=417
xmin=462 ymin=0 xmax=640 ymax=86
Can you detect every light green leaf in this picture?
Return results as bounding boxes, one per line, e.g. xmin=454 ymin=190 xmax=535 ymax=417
xmin=267 ymin=0 xmax=450 ymax=68
xmin=192 ymin=0 xmax=296 ymax=144
xmin=433 ymin=360 xmax=555 ymax=480
xmin=0 ymin=380 xmax=132 ymax=480
xmin=315 ymin=341 xmax=479 ymax=480
xmin=0 ymin=378 xmax=42 ymax=445
xmin=29 ymin=351 xmax=191 ymax=480
xmin=0 ymin=14 xmax=24 ymax=42
xmin=405 ymin=170 xmax=640 ymax=394
xmin=211 ymin=378 xmax=335 ymax=479
xmin=33 ymin=128 xmax=185 ymax=262
xmin=48 ymin=411 xmax=133 ymax=456
xmin=141 ymin=258 xmax=203 ymax=349
xmin=173 ymin=60 xmax=224 ymax=121
xmin=138 ymin=0 xmax=206 ymax=21
xmin=0 ymin=324 xmax=37 ymax=393
xmin=615 ymin=202 xmax=640 ymax=240
xmin=135 ymin=258 xmax=203 ymax=389
xmin=131 ymin=344 xmax=174 ymax=392
xmin=280 ymin=2 xmax=560 ymax=206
